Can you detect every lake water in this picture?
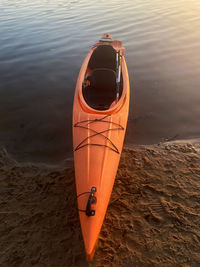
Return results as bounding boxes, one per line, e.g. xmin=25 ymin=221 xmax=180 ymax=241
xmin=0 ymin=0 xmax=200 ymax=163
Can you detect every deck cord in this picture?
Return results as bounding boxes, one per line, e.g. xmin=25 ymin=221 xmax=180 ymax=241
xmin=73 ymin=115 xmax=124 ymax=154
xmin=77 ymin=191 xmax=91 ymax=212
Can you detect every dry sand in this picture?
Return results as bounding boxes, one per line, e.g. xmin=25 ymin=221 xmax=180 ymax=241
xmin=0 ymin=140 xmax=200 ymax=267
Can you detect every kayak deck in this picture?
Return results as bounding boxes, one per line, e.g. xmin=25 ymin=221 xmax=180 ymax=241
xmin=73 ymin=33 xmax=130 ymax=260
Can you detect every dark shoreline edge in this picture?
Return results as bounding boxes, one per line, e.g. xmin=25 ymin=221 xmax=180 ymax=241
xmin=1 ymin=137 xmax=200 ymax=167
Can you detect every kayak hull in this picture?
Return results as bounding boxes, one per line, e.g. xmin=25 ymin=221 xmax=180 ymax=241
xmin=72 ymin=34 xmax=130 ymax=260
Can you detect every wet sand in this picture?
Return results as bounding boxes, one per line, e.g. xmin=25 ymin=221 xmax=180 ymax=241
xmin=0 ymin=140 xmax=200 ymax=267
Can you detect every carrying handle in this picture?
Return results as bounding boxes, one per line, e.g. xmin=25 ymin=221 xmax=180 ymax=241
xmin=86 ymin=187 xmax=96 ymax=216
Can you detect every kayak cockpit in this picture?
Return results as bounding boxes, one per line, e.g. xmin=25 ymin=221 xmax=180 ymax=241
xmin=82 ymin=45 xmax=123 ymax=111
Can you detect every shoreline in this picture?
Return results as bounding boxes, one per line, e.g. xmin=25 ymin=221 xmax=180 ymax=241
xmin=1 ymin=136 xmax=200 ymax=167
xmin=0 ymin=140 xmax=200 ymax=266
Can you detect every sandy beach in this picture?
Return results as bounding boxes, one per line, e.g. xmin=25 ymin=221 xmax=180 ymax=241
xmin=0 ymin=140 xmax=200 ymax=267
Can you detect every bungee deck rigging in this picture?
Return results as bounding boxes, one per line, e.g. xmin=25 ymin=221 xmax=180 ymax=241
xmin=74 ymin=115 xmax=124 ymax=154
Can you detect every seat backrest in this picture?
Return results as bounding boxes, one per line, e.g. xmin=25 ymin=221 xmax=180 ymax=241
xmin=88 ymin=45 xmax=116 ymax=70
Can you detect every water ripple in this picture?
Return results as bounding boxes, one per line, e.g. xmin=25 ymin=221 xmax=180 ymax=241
xmin=0 ymin=0 xmax=200 ymax=162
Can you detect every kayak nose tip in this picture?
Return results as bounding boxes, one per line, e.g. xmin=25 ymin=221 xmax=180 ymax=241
xmin=86 ymin=253 xmax=94 ymax=262
xmin=86 ymin=247 xmax=96 ymax=262
xmin=85 ymin=238 xmax=98 ymax=262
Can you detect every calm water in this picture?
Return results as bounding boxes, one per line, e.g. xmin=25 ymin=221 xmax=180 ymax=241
xmin=0 ymin=0 xmax=200 ymax=163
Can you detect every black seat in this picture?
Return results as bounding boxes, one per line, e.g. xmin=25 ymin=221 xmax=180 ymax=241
xmin=83 ymin=68 xmax=116 ymax=110
xmin=88 ymin=45 xmax=116 ymax=71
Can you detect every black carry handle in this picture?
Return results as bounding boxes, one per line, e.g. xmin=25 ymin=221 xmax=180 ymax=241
xmin=86 ymin=187 xmax=96 ymax=216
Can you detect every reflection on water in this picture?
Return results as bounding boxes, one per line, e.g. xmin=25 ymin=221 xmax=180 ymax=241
xmin=0 ymin=0 xmax=200 ymax=163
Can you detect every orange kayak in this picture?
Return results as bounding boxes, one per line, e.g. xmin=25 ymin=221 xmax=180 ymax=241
xmin=72 ymin=33 xmax=130 ymax=261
